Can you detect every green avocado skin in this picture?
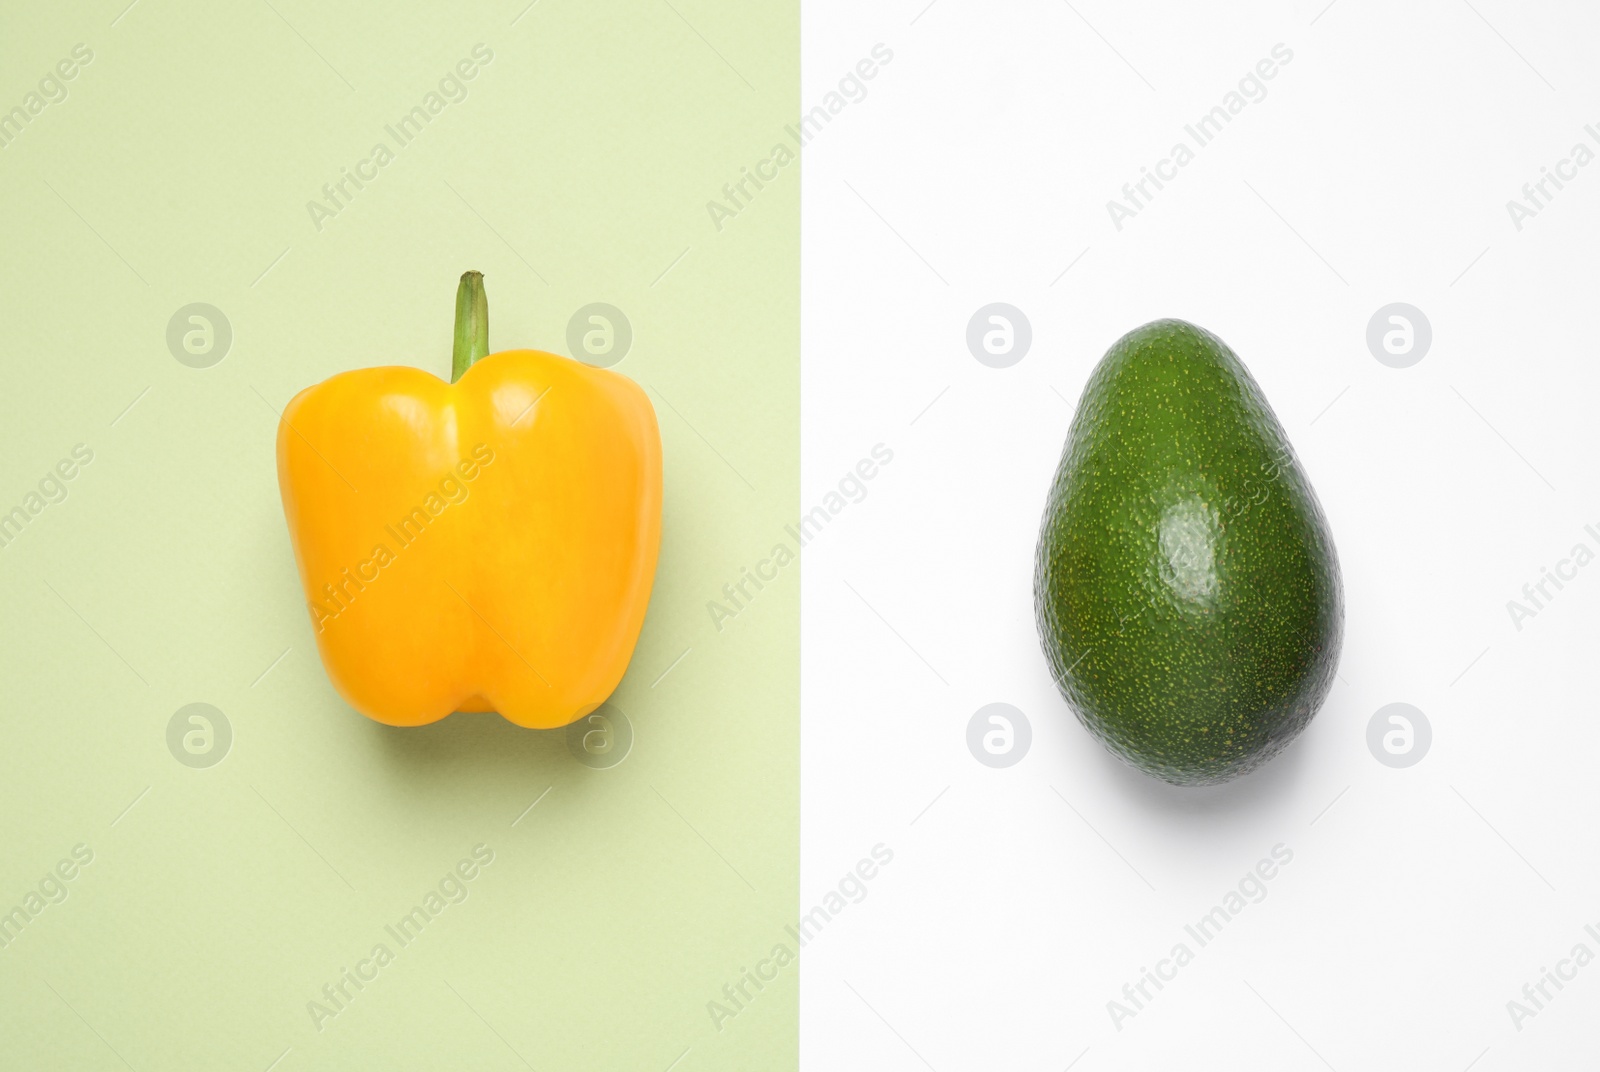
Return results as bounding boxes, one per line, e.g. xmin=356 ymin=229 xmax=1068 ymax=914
xmin=1034 ymin=320 xmax=1342 ymax=786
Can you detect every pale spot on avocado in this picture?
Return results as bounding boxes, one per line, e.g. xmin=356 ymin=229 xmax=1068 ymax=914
xmin=1157 ymin=496 xmax=1220 ymax=609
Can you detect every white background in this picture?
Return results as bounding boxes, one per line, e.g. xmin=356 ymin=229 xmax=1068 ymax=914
xmin=801 ymin=1 xmax=1600 ymax=1068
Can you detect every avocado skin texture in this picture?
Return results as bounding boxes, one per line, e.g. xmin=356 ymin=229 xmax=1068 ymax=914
xmin=1035 ymin=319 xmax=1342 ymax=786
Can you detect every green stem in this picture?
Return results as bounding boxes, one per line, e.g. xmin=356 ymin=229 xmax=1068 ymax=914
xmin=451 ymin=271 xmax=489 ymax=382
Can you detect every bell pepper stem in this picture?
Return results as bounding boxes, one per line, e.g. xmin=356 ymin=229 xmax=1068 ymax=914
xmin=451 ymin=271 xmax=489 ymax=383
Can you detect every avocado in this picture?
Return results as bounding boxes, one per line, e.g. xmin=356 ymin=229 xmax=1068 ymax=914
xmin=1034 ymin=320 xmax=1342 ymax=786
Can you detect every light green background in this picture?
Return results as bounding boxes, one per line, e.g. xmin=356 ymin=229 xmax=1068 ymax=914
xmin=0 ymin=1 xmax=797 ymax=1068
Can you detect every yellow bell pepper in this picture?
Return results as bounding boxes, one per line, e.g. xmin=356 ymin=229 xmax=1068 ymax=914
xmin=276 ymin=272 xmax=662 ymax=728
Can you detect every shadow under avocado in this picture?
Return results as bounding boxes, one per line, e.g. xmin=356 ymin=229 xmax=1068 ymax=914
xmin=1094 ymin=719 xmax=1315 ymax=821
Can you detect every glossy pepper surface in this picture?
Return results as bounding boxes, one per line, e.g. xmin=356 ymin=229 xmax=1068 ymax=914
xmin=276 ymin=273 xmax=662 ymax=728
